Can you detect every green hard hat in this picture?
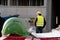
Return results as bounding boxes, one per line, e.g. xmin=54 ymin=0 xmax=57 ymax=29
xmin=1 ymin=17 xmax=30 ymax=36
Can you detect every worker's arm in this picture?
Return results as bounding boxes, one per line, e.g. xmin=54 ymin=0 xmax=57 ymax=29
xmin=35 ymin=18 xmax=37 ymax=26
xmin=44 ymin=18 xmax=46 ymax=27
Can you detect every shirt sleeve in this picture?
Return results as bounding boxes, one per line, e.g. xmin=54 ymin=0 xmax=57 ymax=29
xmin=35 ymin=18 xmax=37 ymax=26
xmin=44 ymin=18 xmax=46 ymax=27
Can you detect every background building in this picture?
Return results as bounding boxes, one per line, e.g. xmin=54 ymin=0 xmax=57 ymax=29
xmin=0 ymin=0 xmax=52 ymax=32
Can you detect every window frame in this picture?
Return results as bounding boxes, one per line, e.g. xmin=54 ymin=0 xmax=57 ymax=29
xmin=0 ymin=0 xmax=8 ymax=6
xmin=0 ymin=0 xmax=45 ymax=7
xmin=10 ymin=0 xmax=44 ymax=6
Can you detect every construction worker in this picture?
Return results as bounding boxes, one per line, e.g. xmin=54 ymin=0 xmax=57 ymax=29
xmin=35 ymin=11 xmax=46 ymax=33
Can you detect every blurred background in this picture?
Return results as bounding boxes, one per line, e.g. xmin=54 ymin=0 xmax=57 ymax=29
xmin=0 ymin=0 xmax=59 ymax=36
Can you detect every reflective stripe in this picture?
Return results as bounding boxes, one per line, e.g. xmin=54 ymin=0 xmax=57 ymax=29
xmin=36 ymin=16 xmax=44 ymax=27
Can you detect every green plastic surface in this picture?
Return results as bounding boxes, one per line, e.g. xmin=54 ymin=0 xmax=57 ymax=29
xmin=1 ymin=17 xmax=30 ymax=36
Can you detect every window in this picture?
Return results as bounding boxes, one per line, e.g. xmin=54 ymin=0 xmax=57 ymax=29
xmin=10 ymin=0 xmax=17 ymax=6
xmin=0 ymin=0 xmax=44 ymax=6
xmin=0 ymin=0 xmax=8 ymax=6
xmin=30 ymin=0 xmax=36 ymax=6
xmin=10 ymin=0 xmax=44 ymax=6
xmin=29 ymin=0 xmax=44 ymax=6
xmin=18 ymin=0 xmax=29 ymax=6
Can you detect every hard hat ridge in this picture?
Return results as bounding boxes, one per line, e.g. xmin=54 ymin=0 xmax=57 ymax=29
xmin=37 ymin=11 xmax=42 ymax=14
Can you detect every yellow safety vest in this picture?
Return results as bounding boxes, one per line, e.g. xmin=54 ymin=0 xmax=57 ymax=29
xmin=36 ymin=16 xmax=44 ymax=27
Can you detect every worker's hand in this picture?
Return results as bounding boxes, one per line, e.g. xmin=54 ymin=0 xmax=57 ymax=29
xmin=2 ymin=34 xmax=10 ymax=37
xmin=1 ymin=34 xmax=10 ymax=40
xmin=25 ymin=36 xmax=32 ymax=40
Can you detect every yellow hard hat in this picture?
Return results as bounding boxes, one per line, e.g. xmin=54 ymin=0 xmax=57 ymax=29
xmin=36 ymin=11 xmax=42 ymax=14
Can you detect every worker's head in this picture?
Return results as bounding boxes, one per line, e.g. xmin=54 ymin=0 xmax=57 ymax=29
xmin=36 ymin=11 xmax=42 ymax=16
